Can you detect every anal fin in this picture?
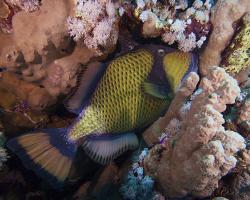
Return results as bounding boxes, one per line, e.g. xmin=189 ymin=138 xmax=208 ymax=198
xmin=82 ymin=133 xmax=139 ymax=165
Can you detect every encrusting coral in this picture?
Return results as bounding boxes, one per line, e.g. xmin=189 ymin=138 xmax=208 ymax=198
xmin=67 ymin=0 xmax=120 ymax=56
xmin=200 ymin=0 xmax=250 ymax=76
xmin=143 ymin=67 xmax=246 ymax=198
xmin=125 ymin=0 xmax=212 ymax=52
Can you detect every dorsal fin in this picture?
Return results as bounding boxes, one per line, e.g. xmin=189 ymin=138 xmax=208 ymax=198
xmin=64 ymin=62 xmax=106 ymax=115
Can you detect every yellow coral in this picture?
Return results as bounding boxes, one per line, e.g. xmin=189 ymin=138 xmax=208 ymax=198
xmin=222 ymin=14 xmax=250 ymax=74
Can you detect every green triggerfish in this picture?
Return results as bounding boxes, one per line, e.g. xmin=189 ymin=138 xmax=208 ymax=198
xmin=7 ymin=44 xmax=198 ymax=186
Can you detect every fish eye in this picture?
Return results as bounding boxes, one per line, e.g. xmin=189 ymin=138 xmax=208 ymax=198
xmin=128 ymin=44 xmax=134 ymax=50
xmin=158 ymin=49 xmax=165 ymax=56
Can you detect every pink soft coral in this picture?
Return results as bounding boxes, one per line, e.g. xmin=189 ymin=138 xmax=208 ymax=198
xmin=6 ymin=0 xmax=40 ymax=12
xmin=67 ymin=0 xmax=120 ymax=56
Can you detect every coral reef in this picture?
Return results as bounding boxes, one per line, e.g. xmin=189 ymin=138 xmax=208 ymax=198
xmin=200 ymin=0 xmax=250 ymax=76
xmin=125 ymin=0 xmax=212 ymax=52
xmin=0 ymin=0 xmax=250 ymax=199
xmin=67 ymin=0 xmax=120 ymax=56
xmin=143 ymin=67 xmax=246 ymax=198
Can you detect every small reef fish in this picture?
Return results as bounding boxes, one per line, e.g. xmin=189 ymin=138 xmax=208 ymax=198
xmin=7 ymin=45 xmax=198 ymax=186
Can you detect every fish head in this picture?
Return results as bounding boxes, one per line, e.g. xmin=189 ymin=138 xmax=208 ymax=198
xmin=152 ymin=45 xmax=198 ymax=93
xmin=142 ymin=44 xmax=198 ymax=93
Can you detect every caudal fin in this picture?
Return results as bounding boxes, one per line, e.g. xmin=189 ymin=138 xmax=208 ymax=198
xmin=7 ymin=128 xmax=77 ymax=187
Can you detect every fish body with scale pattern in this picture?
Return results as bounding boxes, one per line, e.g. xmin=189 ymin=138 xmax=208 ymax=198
xmin=7 ymin=45 xmax=198 ymax=187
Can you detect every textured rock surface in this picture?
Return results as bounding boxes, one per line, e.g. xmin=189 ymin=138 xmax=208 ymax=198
xmin=0 ymin=0 xmax=97 ymax=109
xmin=144 ymin=67 xmax=246 ymax=198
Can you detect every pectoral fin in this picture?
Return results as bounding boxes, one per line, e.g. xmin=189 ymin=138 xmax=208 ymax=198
xmin=82 ymin=133 xmax=139 ymax=165
xmin=142 ymin=82 xmax=173 ymax=100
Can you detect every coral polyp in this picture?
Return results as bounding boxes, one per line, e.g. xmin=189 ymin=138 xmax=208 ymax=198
xmin=67 ymin=0 xmax=120 ymax=56
xmin=126 ymin=0 xmax=212 ymax=52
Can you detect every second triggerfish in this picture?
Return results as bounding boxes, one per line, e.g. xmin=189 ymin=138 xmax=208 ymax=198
xmin=7 ymin=44 xmax=198 ymax=186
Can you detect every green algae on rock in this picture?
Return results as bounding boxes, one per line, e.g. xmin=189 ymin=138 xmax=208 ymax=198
xmin=221 ymin=13 xmax=250 ymax=75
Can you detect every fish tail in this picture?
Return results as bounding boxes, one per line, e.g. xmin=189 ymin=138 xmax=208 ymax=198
xmin=7 ymin=128 xmax=77 ymax=188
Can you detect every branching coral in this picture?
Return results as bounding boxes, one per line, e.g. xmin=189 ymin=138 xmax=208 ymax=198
xmin=143 ymin=67 xmax=246 ymax=198
xmin=126 ymin=0 xmax=212 ymax=52
xmin=67 ymin=0 xmax=120 ymax=56
xmin=200 ymin=0 xmax=250 ymax=76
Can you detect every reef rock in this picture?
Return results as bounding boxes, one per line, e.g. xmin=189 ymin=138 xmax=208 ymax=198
xmin=0 ymin=0 xmax=98 ymax=109
xmin=143 ymin=67 xmax=246 ymax=198
xmin=200 ymin=0 xmax=250 ymax=76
